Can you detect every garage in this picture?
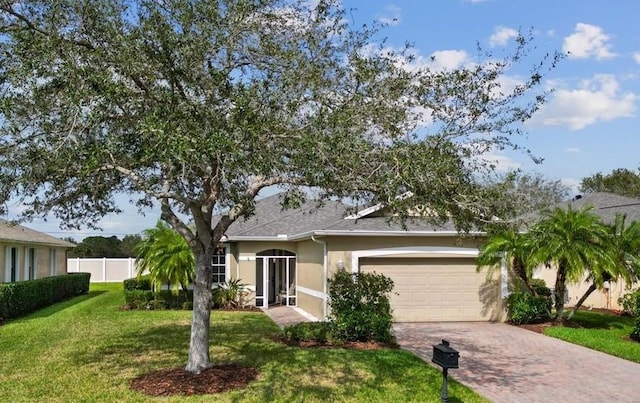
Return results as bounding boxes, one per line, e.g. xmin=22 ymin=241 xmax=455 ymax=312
xmin=359 ymin=256 xmax=498 ymax=322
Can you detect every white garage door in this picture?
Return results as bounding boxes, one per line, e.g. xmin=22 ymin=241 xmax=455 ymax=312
xmin=360 ymin=257 xmax=496 ymax=322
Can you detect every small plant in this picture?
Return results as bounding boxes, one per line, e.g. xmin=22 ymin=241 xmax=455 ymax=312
xmin=505 ymin=291 xmax=552 ymax=325
xmin=631 ymin=291 xmax=640 ymax=342
xmin=283 ymin=322 xmax=330 ymax=343
xmin=327 ymin=270 xmax=395 ymax=343
xmin=212 ymin=279 xmax=247 ymax=309
xmin=618 ymin=288 xmax=640 ymax=316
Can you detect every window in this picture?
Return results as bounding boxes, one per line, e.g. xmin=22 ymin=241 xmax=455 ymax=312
xmin=211 ymin=246 xmax=226 ymax=284
xmin=49 ymin=248 xmax=57 ymax=276
xmin=5 ymin=247 xmax=18 ymax=282
xmin=25 ymin=247 xmax=36 ymax=280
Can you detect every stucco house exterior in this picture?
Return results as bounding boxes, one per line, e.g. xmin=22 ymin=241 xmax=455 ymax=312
xmin=215 ymin=194 xmax=508 ymax=322
xmin=1 ymin=218 xmax=75 ymax=283
xmin=533 ymin=192 xmax=640 ymax=311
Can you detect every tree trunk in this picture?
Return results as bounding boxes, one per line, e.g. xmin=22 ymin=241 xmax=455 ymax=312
xmin=185 ymin=247 xmax=213 ymax=374
xmin=567 ymin=282 xmax=598 ymax=320
xmin=553 ymin=266 xmax=567 ymax=324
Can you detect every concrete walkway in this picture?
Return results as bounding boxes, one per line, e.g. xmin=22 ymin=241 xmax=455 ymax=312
xmin=394 ymin=322 xmax=640 ymax=402
xmin=262 ymin=305 xmax=310 ymax=328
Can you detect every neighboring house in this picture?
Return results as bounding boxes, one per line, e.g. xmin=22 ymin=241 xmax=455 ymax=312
xmin=0 ymin=218 xmax=75 ymax=283
xmin=533 ymin=192 xmax=640 ymax=311
xmin=215 ymin=194 xmax=508 ymax=322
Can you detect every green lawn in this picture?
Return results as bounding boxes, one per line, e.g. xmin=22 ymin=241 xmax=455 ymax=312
xmin=0 ymin=283 xmax=486 ymax=402
xmin=545 ymin=310 xmax=640 ymax=363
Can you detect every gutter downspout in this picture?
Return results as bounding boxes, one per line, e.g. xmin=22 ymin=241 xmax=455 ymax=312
xmin=311 ymin=235 xmax=328 ymax=320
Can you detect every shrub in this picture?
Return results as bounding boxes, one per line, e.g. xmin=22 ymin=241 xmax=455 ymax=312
xmin=505 ymin=291 xmax=552 ymax=325
xmin=124 ymin=289 xmax=154 ymax=309
xmin=327 ymin=270 xmax=395 ymax=343
xmin=529 ymin=278 xmax=552 ymax=297
xmin=283 ymin=321 xmax=331 ymax=343
xmin=0 ymin=273 xmax=91 ymax=320
xmin=212 ymin=279 xmax=246 ymax=309
xmin=123 ymin=276 xmax=152 ymax=291
xmin=618 ymin=288 xmax=640 ymax=316
xmin=631 ymin=292 xmax=640 ymax=342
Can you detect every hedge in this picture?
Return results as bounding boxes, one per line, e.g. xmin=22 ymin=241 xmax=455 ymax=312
xmin=0 ymin=272 xmax=91 ymax=321
xmin=123 ymin=276 xmax=193 ymax=310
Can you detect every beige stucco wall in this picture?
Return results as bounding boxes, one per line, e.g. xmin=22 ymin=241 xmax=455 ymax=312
xmin=295 ymin=239 xmax=325 ymax=319
xmin=325 ymin=235 xmax=484 ymax=276
xmin=1 ymin=242 xmax=69 ymax=282
xmin=534 ymin=266 xmax=640 ymax=311
xmin=235 ymin=241 xmax=296 ymax=288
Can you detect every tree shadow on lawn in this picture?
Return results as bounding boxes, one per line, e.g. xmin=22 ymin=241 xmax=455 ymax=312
xmin=70 ymin=313 xmax=464 ymax=401
xmin=567 ymin=311 xmax=634 ymax=330
xmin=8 ymin=291 xmax=107 ymax=323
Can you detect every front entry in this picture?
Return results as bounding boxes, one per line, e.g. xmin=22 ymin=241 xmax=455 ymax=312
xmin=255 ymin=250 xmax=296 ymax=308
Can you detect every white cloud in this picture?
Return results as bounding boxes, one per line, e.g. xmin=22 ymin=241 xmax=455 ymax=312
xmin=429 ymin=49 xmax=470 ymax=70
xmin=563 ymin=23 xmax=616 ymax=60
xmin=530 ymin=74 xmax=637 ymax=130
xmin=377 ymin=4 xmax=401 ymax=27
xmin=483 ymin=151 xmax=522 ymax=173
xmin=489 ymin=26 xmax=518 ymax=47
xmin=566 ymin=147 xmax=580 ymax=153
xmin=634 ymin=52 xmax=640 ymax=64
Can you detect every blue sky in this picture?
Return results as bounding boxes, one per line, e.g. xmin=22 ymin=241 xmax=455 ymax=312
xmin=11 ymin=0 xmax=640 ymax=240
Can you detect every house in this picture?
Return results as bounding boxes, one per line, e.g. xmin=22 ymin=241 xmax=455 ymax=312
xmin=0 ymin=218 xmax=75 ymax=283
xmin=216 ymin=194 xmax=507 ymax=322
xmin=533 ymin=192 xmax=640 ymax=311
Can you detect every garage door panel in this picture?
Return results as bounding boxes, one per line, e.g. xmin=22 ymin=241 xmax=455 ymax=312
xmin=360 ymin=256 xmax=495 ymax=322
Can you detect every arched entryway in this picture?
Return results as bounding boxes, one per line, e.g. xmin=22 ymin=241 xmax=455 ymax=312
xmin=255 ymin=249 xmax=296 ymax=308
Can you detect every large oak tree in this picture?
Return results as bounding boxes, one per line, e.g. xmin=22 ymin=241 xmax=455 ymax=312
xmin=0 ymin=0 xmax=558 ymax=373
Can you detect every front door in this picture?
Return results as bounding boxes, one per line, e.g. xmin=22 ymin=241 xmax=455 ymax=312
xmin=255 ymin=250 xmax=296 ymax=308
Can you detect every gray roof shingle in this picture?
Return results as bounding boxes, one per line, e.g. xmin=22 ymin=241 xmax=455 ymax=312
xmin=529 ymin=192 xmax=640 ymax=224
xmin=0 ymin=219 xmax=76 ymax=248
xmin=219 ymin=193 xmax=465 ymax=239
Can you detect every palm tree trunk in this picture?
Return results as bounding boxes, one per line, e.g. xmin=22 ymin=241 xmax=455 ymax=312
xmin=553 ymin=266 xmax=567 ymax=324
xmin=567 ymin=282 xmax=598 ymax=320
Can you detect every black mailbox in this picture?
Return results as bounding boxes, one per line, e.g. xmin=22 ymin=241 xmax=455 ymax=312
xmin=432 ymin=339 xmax=459 ymax=369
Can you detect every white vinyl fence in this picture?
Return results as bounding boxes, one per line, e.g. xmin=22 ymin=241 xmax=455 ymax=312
xmin=67 ymin=258 xmax=139 ymax=282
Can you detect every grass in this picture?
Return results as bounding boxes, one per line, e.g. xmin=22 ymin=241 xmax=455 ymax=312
xmin=0 ymin=283 xmax=487 ymax=402
xmin=544 ymin=310 xmax=640 ymax=363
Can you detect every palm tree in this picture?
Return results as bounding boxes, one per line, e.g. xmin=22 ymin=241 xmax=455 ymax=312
xmin=567 ymin=213 xmax=640 ymax=319
xmin=477 ymin=228 xmax=536 ymax=294
xmin=135 ymin=220 xmax=195 ymax=293
xmin=530 ymin=206 xmax=616 ymax=323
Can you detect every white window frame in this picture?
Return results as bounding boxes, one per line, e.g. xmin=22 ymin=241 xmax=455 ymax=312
xmin=211 ymin=245 xmax=229 ymax=285
xmin=49 ymin=248 xmax=57 ymax=276
xmin=5 ymin=246 xmax=19 ymax=282
xmin=24 ymin=247 xmax=37 ymax=280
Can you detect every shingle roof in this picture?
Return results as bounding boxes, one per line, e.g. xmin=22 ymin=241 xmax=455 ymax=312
xmin=222 ymin=193 xmax=347 ymax=237
xmin=220 ymin=193 xmax=465 ymax=239
xmin=0 ymin=219 xmax=76 ymax=248
xmin=549 ymin=192 xmax=640 ymax=224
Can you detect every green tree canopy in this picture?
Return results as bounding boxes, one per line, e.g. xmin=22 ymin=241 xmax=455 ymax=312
xmin=0 ymin=0 xmax=558 ymax=373
xmin=482 ymin=171 xmax=570 ymax=220
xmin=580 ymin=168 xmax=640 ymax=198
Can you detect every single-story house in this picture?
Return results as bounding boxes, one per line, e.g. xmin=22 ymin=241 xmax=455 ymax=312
xmin=533 ymin=192 xmax=640 ymax=311
xmin=215 ymin=194 xmax=508 ymax=322
xmin=1 ymin=218 xmax=75 ymax=283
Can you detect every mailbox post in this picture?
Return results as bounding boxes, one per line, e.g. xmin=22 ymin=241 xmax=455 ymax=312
xmin=432 ymin=339 xmax=459 ymax=403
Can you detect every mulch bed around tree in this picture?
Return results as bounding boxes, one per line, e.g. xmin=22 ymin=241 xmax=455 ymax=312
xmin=130 ymin=364 xmax=259 ymax=396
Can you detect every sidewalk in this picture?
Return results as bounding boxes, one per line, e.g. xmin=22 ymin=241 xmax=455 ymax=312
xmin=263 ymin=305 xmax=310 ymax=328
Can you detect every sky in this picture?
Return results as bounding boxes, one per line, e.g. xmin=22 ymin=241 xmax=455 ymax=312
xmin=8 ymin=0 xmax=640 ymax=240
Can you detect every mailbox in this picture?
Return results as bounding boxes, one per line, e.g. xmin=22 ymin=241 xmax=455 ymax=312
xmin=432 ymin=339 xmax=459 ymax=369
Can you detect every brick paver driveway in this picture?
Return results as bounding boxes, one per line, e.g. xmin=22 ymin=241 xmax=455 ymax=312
xmin=394 ymin=322 xmax=640 ymax=402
